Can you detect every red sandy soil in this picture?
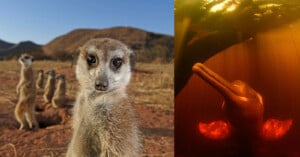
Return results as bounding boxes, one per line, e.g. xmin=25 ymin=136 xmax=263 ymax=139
xmin=0 ymin=63 xmax=174 ymax=157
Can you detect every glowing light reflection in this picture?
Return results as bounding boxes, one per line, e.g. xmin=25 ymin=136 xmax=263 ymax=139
xmin=259 ymin=3 xmax=281 ymax=9
xmin=261 ymin=119 xmax=293 ymax=140
xmin=210 ymin=1 xmax=226 ymax=12
xmin=210 ymin=0 xmax=240 ymax=13
xmin=199 ymin=121 xmax=231 ymax=140
xmin=226 ymin=4 xmax=237 ymax=12
xmin=203 ymin=0 xmax=214 ymax=5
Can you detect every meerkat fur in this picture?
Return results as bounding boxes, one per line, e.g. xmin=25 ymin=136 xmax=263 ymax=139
xmin=66 ymin=38 xmax=140 ymax=157
xmin=52 ymin=74 xmax=66 ymax=108
xmin=15 ymin=53 xmax=39 ymax=130
xmin=36 ymin=69 xmax=44 ymax=89
xmin=43 ymin=70 xmax=56 ymax=104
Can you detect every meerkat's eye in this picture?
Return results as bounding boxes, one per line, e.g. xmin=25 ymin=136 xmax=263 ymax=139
xmin=24 ymin=56 xmax=30 ymax=60
xmin=111 ymin=58 xmax=123 ymax=70
xmin=87 ymin=54 xmax=97 ymax=66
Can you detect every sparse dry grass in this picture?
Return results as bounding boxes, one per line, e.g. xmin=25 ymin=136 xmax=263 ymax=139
xmin=0 ymin=60 xmax=174 ymax=107
xmin=130 ymin=63 xmax=174 ymax=111
xmin=0 ymin=60 xmax=77 ymax=99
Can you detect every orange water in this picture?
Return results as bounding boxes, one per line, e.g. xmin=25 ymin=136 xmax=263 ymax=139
xmin=175 ymin=0 xmax=300 ymax=156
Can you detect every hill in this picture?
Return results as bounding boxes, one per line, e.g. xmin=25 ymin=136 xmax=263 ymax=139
xmin=0 ymin=40 xmax=14 ymax=50
xmin=43 ymin=27 xmax=174 ymax=62
xmin=0 ymin=27 xmax=173 ymax=62
xmin=0 ymin=41 xmax=44 ymax=60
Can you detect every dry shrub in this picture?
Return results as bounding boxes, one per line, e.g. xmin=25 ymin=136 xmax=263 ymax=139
xmin=129 ymin=62 xmax=174 ymax=107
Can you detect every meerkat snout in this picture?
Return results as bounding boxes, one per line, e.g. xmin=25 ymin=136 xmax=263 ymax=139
xmin=56 ymin=74 xmax=65 ymax=80
xmin=76 ymin=39 xmax=133 ymax=93
xmin=95 ymin=78 xmax=109 ymax=91
xmin=46 ymin=70 xmax=56 ymax=76
xmin=18 ymin=54 xmax=34 ymax=67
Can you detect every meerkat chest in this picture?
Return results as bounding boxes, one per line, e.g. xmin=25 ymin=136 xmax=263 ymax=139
xmin=88 ymin=101 xmax=112 ymax=120
xmin=47 ymin=78 xmax=55 ymax=85
xmin=82 ymin=97 xmax=116 ymax=125
xmin=75 ymin=92 xmax=128 ymax=130
xmin=20 ymin=79 xmax=35 ymax=92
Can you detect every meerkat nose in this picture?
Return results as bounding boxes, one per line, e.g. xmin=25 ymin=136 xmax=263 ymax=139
xmin=95 ymin=80 xmax=108 ymax=91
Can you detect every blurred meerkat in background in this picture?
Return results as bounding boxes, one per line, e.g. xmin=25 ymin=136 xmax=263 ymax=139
xmin=36 ymin=69 xmax=44 ymax=89
xmin=43 ymin=70 xmax=56 ymax=104
xmin=51 ymin=74 xmax=66 ymax=108
xmin=15 ymin=53 xmax=39 ymax=130
xmin=66 ymin=38 xmax=140 ymax=157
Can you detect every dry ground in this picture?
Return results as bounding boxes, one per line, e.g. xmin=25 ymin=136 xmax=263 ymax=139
xmin=0 ymin=60 xmax=174 ymax=157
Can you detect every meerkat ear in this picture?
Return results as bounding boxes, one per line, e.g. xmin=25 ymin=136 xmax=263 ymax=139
xmin=71 ymin=48 xmax=81 ymax=68
xmin=17 ymin=54 xmax=22 ymax=61
xmin=128 ymin=49 xmax=136 ymax=71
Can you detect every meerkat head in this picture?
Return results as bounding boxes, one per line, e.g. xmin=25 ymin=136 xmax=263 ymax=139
xmin=38 ymin=69 xmax=44 ymax=73
xmin=19 ymin=53 xmax=34 ymax=68
xmin=76 ymin=38 xmax=133 ymax=93
xmin=46 ymin=70 xmax=56 ymax=78
xmin=56 ymin=74 xmax=65 ymax=81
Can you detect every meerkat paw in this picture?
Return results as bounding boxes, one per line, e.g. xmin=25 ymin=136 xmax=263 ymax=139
xmin=18 ymin=124 xmax=25 ymax=130
xmin=44 ymin=103 xmax=52 ymax=110
xmin=28 ymin=123 xmax=39 ymax=131
xmin=51 ymin=103 xmax=58 ymax=108
xmin=32 ymin=125 xmax=39 ymax=131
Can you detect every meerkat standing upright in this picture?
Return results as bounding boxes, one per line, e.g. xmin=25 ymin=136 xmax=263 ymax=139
xmin=36 ymin=69 xmax=44 ymax=89
xmin=51 ymin=74 xmax=66 ymax=108
xmin=66 ymin=38 xmax=140 ymax=157
xmin=15 ymin=53 xmax=39 ymax=130
xmin=43 ymin=70 xmax=56 ymax=104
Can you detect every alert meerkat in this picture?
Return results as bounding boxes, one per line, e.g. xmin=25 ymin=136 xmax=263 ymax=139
xmin=66 ymin=38 xmax=140 ymax=157
xmin=36 ymin=69 xmax=44 ymax=89
xmin=51 ymin=74 xmax=66 ymax=108
xmin=15 ymin=53 xmax=39 ymax=130
xmin=43 ymin=70 xmax=56 ymax=104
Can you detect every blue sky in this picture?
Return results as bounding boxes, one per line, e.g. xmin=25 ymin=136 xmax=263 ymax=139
xmin=0 ymin=0 xmax=174 ymax=44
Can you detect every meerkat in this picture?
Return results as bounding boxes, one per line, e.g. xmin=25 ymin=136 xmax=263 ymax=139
xmin=36 ymin=69 xmax=44 ymax=89
xmin=51 ymin=74 xmax=66 ymax=108
xmin=43 ymin=70 xmax=56 ymax=104
xmin=66 ymin=38 xmax=140 ymax=157
xmin=15 ymin=53 xmax=39 ymax=130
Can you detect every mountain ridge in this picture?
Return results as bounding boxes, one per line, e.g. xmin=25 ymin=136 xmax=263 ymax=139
xmin=0 ymin=26 xmax=173 ymax=62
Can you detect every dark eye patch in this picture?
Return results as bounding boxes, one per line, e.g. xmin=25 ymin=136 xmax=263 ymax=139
xmin=24 ymin=56 xmax=30 ymax=60
xmin=110 ymin=58 xmax=123 ymax=71
xmin=56 ymin=75 xmax=65 ymax=80
xmin=87 ymin=54 xmax=97 ymax=66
